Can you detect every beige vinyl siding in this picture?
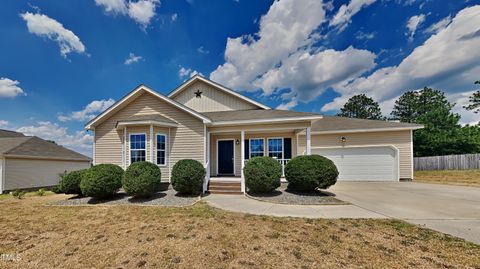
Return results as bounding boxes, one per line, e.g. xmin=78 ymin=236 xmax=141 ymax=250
xmin=94 ymin=92 xmax=205 ymax=182
xmin=210 ymin=132 xmax=297 ymax=177
xmin=297 ymin=130 xmax=413 ymax=179
xmin=171 ymin=80 xmax=259 ymax=112
xmin=4 ymin=158 xmax=90 ymax=191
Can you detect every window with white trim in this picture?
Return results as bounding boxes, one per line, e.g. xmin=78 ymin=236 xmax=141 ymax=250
xmin=268 ymin=138 xmax=283 ymax=159
xmin=156 ymin=134 xmax=167 ymax=166
xmin=249 ymin=138 xmax=264 ymax=158
xmin=130 ymin=134 xmax=146 ymax=163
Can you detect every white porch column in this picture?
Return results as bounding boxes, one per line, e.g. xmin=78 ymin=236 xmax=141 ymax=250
xmin=150 ymin=124 xmax=154 ymax=163
xmin=306 ymin=127 xmax=311 ymax=155
xmin=203 ymin=128 xmax=211 ymax=194
xmin=241 ymin=130 xmax=245 ymax=193
xmin=92 ymin=127 xmax=96 ymax=165
xmin=123 ymin=126 xmax=127 ymax=169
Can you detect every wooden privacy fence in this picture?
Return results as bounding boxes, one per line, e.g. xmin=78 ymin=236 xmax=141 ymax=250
xmin=414 ymin=153 xmax=480 ymax=171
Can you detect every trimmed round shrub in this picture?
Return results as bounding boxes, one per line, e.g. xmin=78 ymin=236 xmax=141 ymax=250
xmin=59 ymin=169 xmax=86 ymax=195
xmin=244 ymin=156 xmax=282 ymax=193
xmin=80 ymin=164 xmax=124 ymax=199
xmin=122 ymin=161 xmax=161 ymax=198
xmin=284 ymin=155 xmax=338 ymax=191
xmin=171 ymin=159 xmax=205 ymax=195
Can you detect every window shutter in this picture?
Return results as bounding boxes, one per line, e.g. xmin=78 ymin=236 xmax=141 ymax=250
xmin=284 ymin=138 xmax=292 ymax=159
xmin=244 ymin=139 xmax=250 ymax=159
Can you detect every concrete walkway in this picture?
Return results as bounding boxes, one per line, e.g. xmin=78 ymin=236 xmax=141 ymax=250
xmin=204 ymin=194 xmax=386 ymax=219
xmin=205 ymin=182 xmax=480 ymax=244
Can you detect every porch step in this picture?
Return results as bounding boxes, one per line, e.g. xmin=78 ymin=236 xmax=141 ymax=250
xmin=208 ymin=181 xmax=242 ymax=195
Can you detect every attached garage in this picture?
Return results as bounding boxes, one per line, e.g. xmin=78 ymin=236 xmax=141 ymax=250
xmin=0 ymin=131 xmax=91 ymax=193
xmin=311 ymin=146 xmax=398 ymax=181
xmin=297 ymin=116 xmax=423 ymax=181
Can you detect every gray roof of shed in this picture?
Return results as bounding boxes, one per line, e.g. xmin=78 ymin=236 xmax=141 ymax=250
xmin=0 ymin=136 xmax=91 ymax=161
xmin=0 ymin=129 xmax=25 ymax=138
xmin=201 ymin=109 xmax=320 ymax=122
xmin=311 ymin=116 xmax=423 ymax=132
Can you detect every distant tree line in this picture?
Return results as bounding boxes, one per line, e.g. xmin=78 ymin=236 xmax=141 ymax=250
xmin=337 ymin=82 xmax=480 ymax=157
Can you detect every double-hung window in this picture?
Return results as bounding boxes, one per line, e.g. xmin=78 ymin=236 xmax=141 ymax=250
xmin=130 ymin=134 xmax=146 ymax=164
xmin=268 ymin=138 xmax=283 ymax=159
xmin=156 ymin=134 xmax=167 ymax=166
xmin=249 ymin=138 xmax=264 ymax=158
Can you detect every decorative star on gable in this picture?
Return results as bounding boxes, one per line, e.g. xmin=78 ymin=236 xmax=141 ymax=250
xmin=194 ymin=89 xmax=202 ymax=98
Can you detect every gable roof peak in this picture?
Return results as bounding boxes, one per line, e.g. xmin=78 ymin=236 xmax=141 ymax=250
xmin=168 ymin=75 xmax=271 ymax=110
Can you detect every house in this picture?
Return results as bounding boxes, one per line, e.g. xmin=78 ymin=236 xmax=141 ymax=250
xmin=0 ymin=130 xmax=91 ymax=193
xmin=86 ymin=75 xmax=422 ymax=194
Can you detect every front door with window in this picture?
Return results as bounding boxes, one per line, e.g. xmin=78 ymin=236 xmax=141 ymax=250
xmin=218 ymin=140 xmax=234 ymax=175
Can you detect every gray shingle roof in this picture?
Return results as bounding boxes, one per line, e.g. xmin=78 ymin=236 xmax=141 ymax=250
xmin=311 ymin=116 xmax=423 ymax=132
xmin=0 ymin=137 xmax=31 ymax=154
xmin=202 ymin=109 xmax=321 ymax=122
xmin=0 ymin=136 xmax=91 ymax=161
xmin=0 ymin=129 xmax=25 ymax=138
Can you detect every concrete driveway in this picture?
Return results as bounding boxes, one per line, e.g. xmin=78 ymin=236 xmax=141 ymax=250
xmin=330 ymin=182 xmax=480 ymax=244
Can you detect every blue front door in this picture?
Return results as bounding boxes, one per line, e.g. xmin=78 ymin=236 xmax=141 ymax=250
xmin=218 ymin=140 xmax=234 ymax=175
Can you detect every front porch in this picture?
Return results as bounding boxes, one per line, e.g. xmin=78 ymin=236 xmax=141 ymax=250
xmin=204 ymin=123 xmax=312 ymax=194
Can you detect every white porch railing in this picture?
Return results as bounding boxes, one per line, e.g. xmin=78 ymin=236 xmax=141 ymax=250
xmin=244 ymin=158 xmax=290 ymax=177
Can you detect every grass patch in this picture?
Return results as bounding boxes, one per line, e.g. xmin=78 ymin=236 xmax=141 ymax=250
xmin=414 ymin=170 xmax=480 ymax=187
xmin=0 ymin=190 xmax=54 ymax=200
xmin=0 ymin=195 xmax=478 ymax=268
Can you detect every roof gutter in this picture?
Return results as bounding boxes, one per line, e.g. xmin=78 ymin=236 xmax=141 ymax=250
xmin=298 ymin=125 xmax=424 ymax=135
xmin=207 ymin=115 xmax=323 ymax=126
xmin=3 ymin=154 xmax=92 ymax=162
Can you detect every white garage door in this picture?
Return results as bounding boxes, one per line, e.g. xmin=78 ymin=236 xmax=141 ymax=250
xmin=312 ymin=147 xmax=398 ymax=181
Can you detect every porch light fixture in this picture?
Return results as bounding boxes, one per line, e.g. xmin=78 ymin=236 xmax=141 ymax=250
xmin=340 ymin=136 xmax=347 ymax=143
xmin=235 ymin=139 xmax=240 ymax=145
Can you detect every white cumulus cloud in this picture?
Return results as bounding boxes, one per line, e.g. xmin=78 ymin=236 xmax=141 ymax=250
xmin=178 ymin=67 xmax=203 ymax=79
xmin=211 ymin=0 xmax=327 ymax=91
xmin=330 ymin=0 xmax=377 ymax=30
xmin=321 ymin=5 xmax=480 ymax=126
xmin=406 ymin=14 xmax=426 ymax=41
xmin=17 ymin=121 xmax=93 ymax=157
xmin=20 ymin=12 xmax=86 ymax=58
xmin=95 ymin=0 xmax=160 ymax=29
xmin=94 ymin=0 xmax=127 ymax=14
xmin=0 ymin=77 xmax=26 ymax=98
xmin=424 ymin=15 xmax=452 ymax=34
xmin=171 ymin=13 xmax=178 ymax=22
xmin=0 ymin=120 xmax=9 ymax=127
xmin=124 ymin=52 xmax=143 ymax=65
xmin=210 ymin=0 xmax=376 ymax=110
xmin=58 ymin=99 xmax=115 ymax=122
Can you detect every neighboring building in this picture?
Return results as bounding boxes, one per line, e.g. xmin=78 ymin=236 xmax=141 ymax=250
xmin=86 ymin=75 xmax=422 ymax=194
xmin=0 ymin=130 xmax=91 ymax=193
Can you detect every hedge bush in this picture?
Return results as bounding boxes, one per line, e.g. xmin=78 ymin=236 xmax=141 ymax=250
xmin=80 ymin=164 xmax=124 ymax=199
xmin=59 ymin=169 xmax=86 ymax=195
xmin=171 ymin=159 xmax=205 ymax=195
xmin=284 ymin=155 xmax=338 ymax=191
xmin=122 ymin=161 xmax=161 ymax=198
xmin=244 ymin=156 xmax=282 ymax=193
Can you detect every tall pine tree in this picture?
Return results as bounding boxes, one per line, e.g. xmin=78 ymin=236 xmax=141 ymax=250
xmin=337 ymin=94 xmax=384 ymax=120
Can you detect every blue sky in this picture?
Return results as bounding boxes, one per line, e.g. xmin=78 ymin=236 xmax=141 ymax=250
xmin=1 ymin=0 xmax=479 ymax=156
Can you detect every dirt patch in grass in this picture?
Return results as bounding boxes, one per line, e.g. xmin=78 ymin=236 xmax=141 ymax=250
xmin=414 ymin=170 xmax=480 ymax=187
xmin=0 ymin=195 xmax=479 ymax=269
